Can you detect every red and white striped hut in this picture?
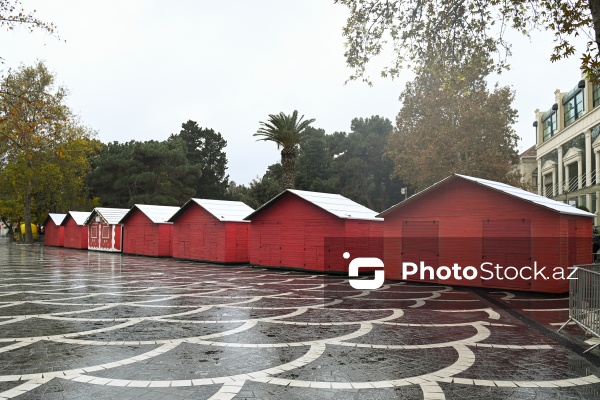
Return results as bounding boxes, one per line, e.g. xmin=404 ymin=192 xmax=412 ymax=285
xmin=84 ymin=207 xmax=130 ymax=252
xmin=169 ymin=199 xmax=254 ymax=263
xmin=42 ymin=213 xmax=66 ymax=247
xmin=119 ymin=205 xmax=179 ymax=257
xmin=245 ymin=189 xmax=383 ymax=272
xmin=61 ymin=211 xmax=92 ymax=249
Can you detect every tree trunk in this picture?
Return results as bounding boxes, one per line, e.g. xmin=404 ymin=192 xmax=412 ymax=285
xmin=590 ymin=0 xmax=600 ymax=59
xmin=23 ymin=184 xmax=34 ymax=244
xmin=281 ymin=147 xmax=296 ymax=190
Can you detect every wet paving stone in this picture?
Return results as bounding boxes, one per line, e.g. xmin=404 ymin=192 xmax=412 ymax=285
xmin=215 ymin=289 xmax=282 ymax=297
xmin=13 ymin=378 xmax=223 ymax=400
xmin=145 ymin=296 xmax=257 ymax=307
xmin=234 ymin=380 xmax=423 ymax=399
xmin=0 ymin=292 xmax=83 ymax=302
xmin=519 ymin=310 xmax=570 ymax=327
xmin=132 ymin=287 xmax=222 ymax=296
xmin=0 ymin=382 xmax=23 ymax=395
xmin=277 ymin=346 xmax=458 ymax=382
xmin=0 ymin=303 xmax=93 ymax=317
xmin=323 ymin=298 xmax=432 ymax=309
xmin=93 ymin=343 xmax=308 ymax=381
xmin=479 ymin=324 xmax=558 ymax=346
xmin=210 ymin=322 xmax=359 ymax=344
xmin=0 ymin=341 xmax=156 ymax=375
xmin=79 ymin=320 xmax=246 ymax=342
xmin=282 ymin=308 xmax=395 ymax=323
xmin=439 ymin=382 xmax=600 ymax=400
xmin=172 ymin=306 xmax=295 ymax=321
xmin=414 ymin=299 xmax=491 ymax=311
xmin=0 ymin=318 xmax=124 ymax=339
xmin=232 ymin=296 xmax=333 ymax=309
xmin=511 ymin=297 xmax=569 ymax=308
xmin=354 ymin=324 xmax=479 ymax=346
xmin=455 ymin=347 xmax=600 ymax=381
xmin=2 ymin=242 xmax=600 ymax=399
xmin=50 ymin=294 xmax=174 ymax=305
xmin=349 ymin=289 xmax=469 ymax=301
xmin=65 ymin=304 xmax=205 ymax=319
xmin=397 ymin=309 xmax=493 ymax=324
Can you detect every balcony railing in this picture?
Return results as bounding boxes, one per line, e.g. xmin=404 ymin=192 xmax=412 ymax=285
xmin=542 ymin=170 xmax=597 ymax=199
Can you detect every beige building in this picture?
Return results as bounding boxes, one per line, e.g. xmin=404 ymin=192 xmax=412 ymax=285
xmin=519 ymin=145 xmax=537 ymax=193
xmin=533 ymin=76 xmax=600 ymax=223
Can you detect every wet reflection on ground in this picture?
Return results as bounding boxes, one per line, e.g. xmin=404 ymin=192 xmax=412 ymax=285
xmin=0 ymin=240 xmax=599 ymax=399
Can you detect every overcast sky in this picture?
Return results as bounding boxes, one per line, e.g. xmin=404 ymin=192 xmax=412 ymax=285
xmin=1 ymin=1 xmax=589 ymax=185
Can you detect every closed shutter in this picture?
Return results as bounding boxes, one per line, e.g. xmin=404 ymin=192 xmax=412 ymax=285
xmin=402 ymin=221 xmax=439 ymax=282
xmin=482 ymin=219 xmax=531 ymax=289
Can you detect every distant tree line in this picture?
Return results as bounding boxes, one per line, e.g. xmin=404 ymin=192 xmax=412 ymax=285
xmin=85 ymin=115 xmax=409 ymax=213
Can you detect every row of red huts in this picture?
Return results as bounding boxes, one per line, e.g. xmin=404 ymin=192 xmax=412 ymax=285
xmin=42 ymin=174 xmax=595 ymax=293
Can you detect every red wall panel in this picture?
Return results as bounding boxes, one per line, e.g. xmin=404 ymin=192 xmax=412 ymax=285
xmin=171 ymin=204 xmax=250 ymax=263
xmin=114 ymin=225 xmax=122 ymax=251
xmin=62 ymin=216 xmax=88 ymax=249
xmin=44 ymin=221 xmax=64 ymax=247
xmin=249 ymin=193 xmax=382 ymax=272
xmin=383 ymin=177 xmax=593 ymax=293
xmin=122 ymin=210 xmax=172 ymax=257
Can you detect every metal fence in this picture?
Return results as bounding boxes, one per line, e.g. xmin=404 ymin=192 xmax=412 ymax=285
xmin=558 ymin=264 xmax=600 ymax=353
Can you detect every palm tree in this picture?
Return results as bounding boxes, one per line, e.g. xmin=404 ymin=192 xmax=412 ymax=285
xmin=254 ymin=110 xmax=315 ymax=189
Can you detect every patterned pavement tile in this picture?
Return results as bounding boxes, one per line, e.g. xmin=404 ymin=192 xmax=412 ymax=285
xmin=275 ymin=346 xmax=459 ymax=382
xmin=233 ymin=380 xmax=423 ymax=399
xmin=0 ymin=341 xmax=158 ymax=375
xmin=439 ymin=382 xmax=600 ymax=400
xmin=0 ymin=303 xmax=93 ymax=317
xmin=91 ymin=343 xmax=309 ymax=381
xmin=1 ymin=241 xmax=600 ymax=399
xmin=0 ymin=318 xmax=125 ymax=339
xmin=13 ymin=378 xmax=222 ymax=400
xmin=454 ymin=347 xmax=600 ymax=381
xmin=77 ymin=320 xmax=247 ymax=342
xmin=173 ymin=306 xmax=297 ymax=321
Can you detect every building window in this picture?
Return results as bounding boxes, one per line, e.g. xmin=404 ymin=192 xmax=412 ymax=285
xmin=594 ymin=84 xmax=600 ymax=108
xmin=543 ymin=112 xmax=557 ymax=141
xmin=91 ymin=226 xmax=97 ymax=238
xmin=567 ymin=163 xmax=579 ymax=191
xmin=564 ymin=90 xmax=584 ymax=127
xmin=102 ymin=226 xmax=110 ymax=239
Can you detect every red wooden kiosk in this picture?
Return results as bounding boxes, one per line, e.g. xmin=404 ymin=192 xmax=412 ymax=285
xmin=42 ymin=213 xmax=66 ymax=247
xmin=169 ymin=199 xmax=253 ymax=263
xmin=61 ymin=211 xmax=92 ymax=249
xmin=377 ymin=174 xmax=594 ymax=293
xmin=84 ymin=207 xmax=129 ymax=252
xmin=120 ymin=205 xmax=179 ymax=257
xmin=245 ymin=189 xmax=383 ymax=272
